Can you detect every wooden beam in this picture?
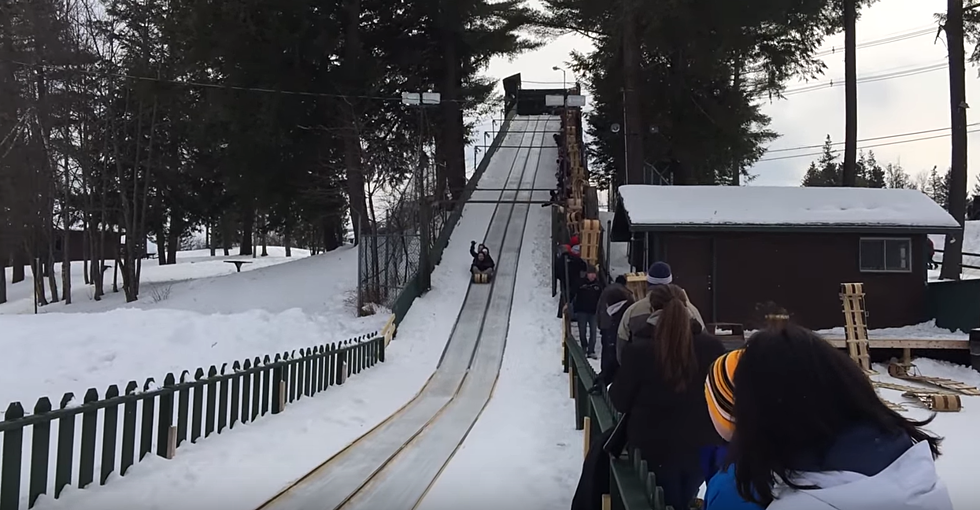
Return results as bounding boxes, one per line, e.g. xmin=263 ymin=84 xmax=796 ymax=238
xmin=824 ymin=338 xmax=968 ymax=350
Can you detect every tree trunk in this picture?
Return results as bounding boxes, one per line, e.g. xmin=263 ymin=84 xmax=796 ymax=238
xmin=0 ymin=240 xmax=6 ymax=305
xmin=842 ymin=0 xmax=858 ymax=187
xmin=622 ymin=0 xmax=645 ymax=185
xmin=439 ymin=10 xmax=466 ymax=201
xmin=166 ymin=217 xmax=180 ymax=265
xmin=221 ymin=213 xmax=233 ymax=256
xmin=31 ymin=256 xmax=47 ymax=306
xmin=240 ymin=207 xmax=255 ymax=256
xmin=340 ymin=0 xmax=368 ymax=245
xmin=284 ymin=221 xmax=292 ymax=257
xmin=941 ymin=0 xmax=968 ymax=280
xmin=208 ymin=223 xmax=216 ymax=256
xmin=156 ymin=231 xmax=167 ymax=265
xmin=62 ymin=135 xmax=72 ymax=304
xmin=260 ymin=214 xmax=268 ymax=256
xmin=12 ymin=247 xmax=25 ymax=283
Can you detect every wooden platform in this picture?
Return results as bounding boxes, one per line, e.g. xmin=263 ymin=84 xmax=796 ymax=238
xmin=823 ymin=338 xmax=968 ymax=350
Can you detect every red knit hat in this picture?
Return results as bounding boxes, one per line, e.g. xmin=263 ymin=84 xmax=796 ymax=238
xmin=570 ymin=235 xmax=580 ymax=246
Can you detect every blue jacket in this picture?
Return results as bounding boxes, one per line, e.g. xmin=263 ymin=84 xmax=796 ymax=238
xmin=704 ymin=465 xmax=764 ymax=510
xmin=700 ymin=445 xmax=763 ymax=510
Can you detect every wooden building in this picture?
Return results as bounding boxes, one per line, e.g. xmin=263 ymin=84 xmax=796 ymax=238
xmin=611 ymin=185 xmax=961 ymax=330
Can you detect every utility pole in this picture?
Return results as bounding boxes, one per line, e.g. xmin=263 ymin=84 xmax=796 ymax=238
xmin=842 ymin=0 xmax=858 ymax=187
xmin=621 ymin=0 xmax=644 ymax=184
xmin=941 ymin=0 xmax=969 ymax=280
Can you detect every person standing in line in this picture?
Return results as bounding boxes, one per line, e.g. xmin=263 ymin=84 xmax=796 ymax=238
xmin=727 ymin=325 xmax=952 ymax=510
xmin=609 ymin=283 xmax=726 ymax=510
xmin=594 ymin=274 xmax=634 ymax=385
xmin=617 ymin=261 xmax=706 ymax=362
xmin=700 ymin=349 xmax=763 ymax=510
xmin=573 ymin=267 xmax=602 ymax=358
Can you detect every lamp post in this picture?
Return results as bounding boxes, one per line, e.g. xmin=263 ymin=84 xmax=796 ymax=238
xmin=552 ymin=66 xmax=567 ymax=105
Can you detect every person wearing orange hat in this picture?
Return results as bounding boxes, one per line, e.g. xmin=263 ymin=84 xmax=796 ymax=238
xmin=702 ymin=349 xmax=763 ymax=510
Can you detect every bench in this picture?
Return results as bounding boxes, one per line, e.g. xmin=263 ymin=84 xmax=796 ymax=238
xmin=708 ymin=322 xmax=746 ymax=351
xmin=225 ymin=260 xmax=253 ymax=272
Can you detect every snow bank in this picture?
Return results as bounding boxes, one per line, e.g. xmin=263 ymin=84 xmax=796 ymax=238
xmin=419 ymin=118 xmax=582 ymax=510
xmin=618 ymin=185 xmax=959 ymax=229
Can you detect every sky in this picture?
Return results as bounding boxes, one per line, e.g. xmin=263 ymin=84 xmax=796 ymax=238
xmin=471 ymin=0 xmax=980 ymax=188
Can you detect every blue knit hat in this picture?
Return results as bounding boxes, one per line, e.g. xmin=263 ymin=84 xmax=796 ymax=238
xmin=646 ymin=261 xmax=673 ymax=286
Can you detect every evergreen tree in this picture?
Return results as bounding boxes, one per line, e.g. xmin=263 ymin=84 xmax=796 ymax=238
xmin=865 ymin=150 xmax=886 ymax=188
xmin=801 ymin=135 xmax=840 ymax=187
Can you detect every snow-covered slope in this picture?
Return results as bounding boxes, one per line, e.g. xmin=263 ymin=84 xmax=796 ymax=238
xmin=1 ymin=247 xmax=311 ymax=315
xmin=0 ymin=246 xmax=387 ymax=407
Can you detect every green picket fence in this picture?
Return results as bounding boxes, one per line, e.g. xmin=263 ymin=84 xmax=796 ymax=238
xmin=0 ymin=333 xmax=384 ymax=510
xmin=561 ymin=315 xmax=673 ymax=510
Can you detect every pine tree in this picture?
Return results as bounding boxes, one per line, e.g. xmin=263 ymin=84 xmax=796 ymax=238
xmin=802 ymin=135 xmax=840 ymax=187
xmin=865 ymin=150 xmax=885 ymax=188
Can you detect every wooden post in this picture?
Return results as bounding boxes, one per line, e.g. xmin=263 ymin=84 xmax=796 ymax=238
xmin=278 ymin=381 xmax=286 ymax=411
xmin=583 ymin=416 xmax=592 ymax=458
xmin=601 ymin=494 xmax=612 ymax=510
xmin=165 ymin=426 xmax=177 ymax=459
xmin=569 ymin=366 xmax=575 ymax=398
xmin=970 ymin=329 xmax=980 ymax=373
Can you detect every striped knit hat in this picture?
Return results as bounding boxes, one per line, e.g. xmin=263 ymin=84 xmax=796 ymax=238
xmin=705 ymin=349 xmax=743 ymax=442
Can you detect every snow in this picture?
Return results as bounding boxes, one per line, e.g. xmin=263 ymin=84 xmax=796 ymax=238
xmin=1 ymin=247 xmax=311 ymax=315
xmin=617 ymin=185 xmax=960 ymax=229
xmin=418 ymin=119 xmax=582 ymax=510
xmin=22 ymin=117 xmax=542 ymax=510
xmin=870 ymin=359 xmax=980 ymax=509
xmin=816 ymin=320 xmax=968 ymax=340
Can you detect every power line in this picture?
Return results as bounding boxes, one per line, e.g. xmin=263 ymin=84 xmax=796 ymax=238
xmin=813 ymin=26 xmax=938 ymax=57
xmin=757 ymin=129 xmax=980 ymax=163
xmin=765 ymin=123 xmax=980 ymax=154
xmin=4 ymin=59 xmax=470 ymax=104
xmin=777 ymin=61 xmax=946 ymax=96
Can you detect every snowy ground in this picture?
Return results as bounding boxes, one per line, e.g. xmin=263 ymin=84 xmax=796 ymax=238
xmin=419 ymin=123 xmax=582 ymax=510
xmin=0 ymin=247 xmax=388 ymax=408
xmin=872 ymin=359 xmax=980 ymax=508
xmin=1 ymin=247 xmax=310 ymax=315
xmin=25 ymin=119 xmax=536 ymax=510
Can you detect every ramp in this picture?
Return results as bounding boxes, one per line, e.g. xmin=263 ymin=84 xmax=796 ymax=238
xmin=257 ymin=115 xmax=559 ymax=510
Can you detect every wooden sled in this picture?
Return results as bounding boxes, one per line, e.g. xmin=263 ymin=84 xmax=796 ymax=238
xmin=887 ymin=362 xmax=980 ymax=396
xmin=874 ymin=381 xmax=962 ymax=412
xmin=472 ymin=272 xmax=492 ymax=284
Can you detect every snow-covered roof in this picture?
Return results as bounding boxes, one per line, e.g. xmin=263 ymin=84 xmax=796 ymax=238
xmin=616 ymin=185 xmax=961 ymax=232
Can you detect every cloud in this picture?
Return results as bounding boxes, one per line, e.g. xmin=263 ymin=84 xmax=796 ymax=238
xmin=474 ymin=0 xmax=980 ymax=188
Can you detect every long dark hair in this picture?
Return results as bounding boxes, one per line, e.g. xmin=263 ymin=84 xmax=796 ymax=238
xmin=729 ymin=325 xmax=942 ymax=505
xmin=647 ymin=284 xmax=696 ymax=392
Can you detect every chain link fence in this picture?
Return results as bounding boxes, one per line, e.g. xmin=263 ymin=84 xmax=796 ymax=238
xmin=357 ymin=155 xmax=451 ymax=314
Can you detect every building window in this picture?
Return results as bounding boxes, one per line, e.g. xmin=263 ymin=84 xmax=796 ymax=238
xmin=859 ymin=238 xmax=912 ymax=273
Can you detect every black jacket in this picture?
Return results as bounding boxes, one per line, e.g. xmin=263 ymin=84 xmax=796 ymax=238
xmin=472 ymin=255 xmax=494 ymax=271
xmin=570 ymin=424 xmax=616 ymax=510
xmin=574 ymin=279 xmax=602 ymax=314
xmin=608 ymin=321 xmax=726 ymax=469
xmin=597 ymin=283 xmax=634 ymax=330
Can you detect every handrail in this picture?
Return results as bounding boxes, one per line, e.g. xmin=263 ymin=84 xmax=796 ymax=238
xmin=562 ymin=311 xmax=670 ymax=510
